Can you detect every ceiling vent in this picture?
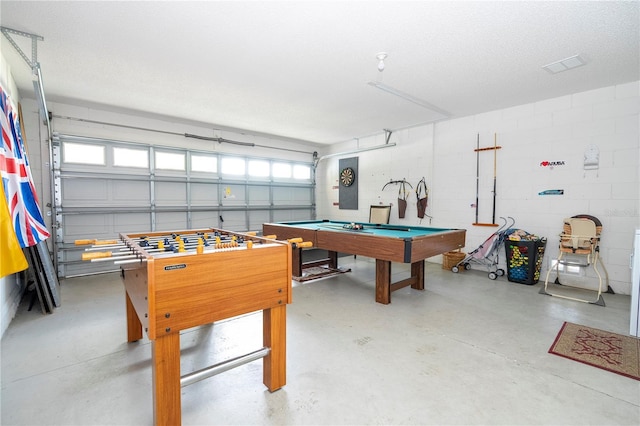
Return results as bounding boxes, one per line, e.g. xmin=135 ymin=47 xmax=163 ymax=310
xmin=542 ymin=54 xmax=586 ymax=74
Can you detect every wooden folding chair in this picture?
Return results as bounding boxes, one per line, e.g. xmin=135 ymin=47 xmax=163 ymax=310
xmin=369 ymin=205 xmax=391 ymax=224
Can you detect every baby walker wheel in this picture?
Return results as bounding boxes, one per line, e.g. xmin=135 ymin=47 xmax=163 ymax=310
xmin=451 ymin=266 xmax=460 ymax=273
xmin=496 ymin=268 xmax=505 ymax=276
xmin=488 ymin=272 xmax=498 ymax=280
xmin=464 ymin=263 xmax=472 ymax=270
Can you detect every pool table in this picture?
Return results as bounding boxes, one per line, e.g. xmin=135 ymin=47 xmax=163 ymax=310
xmin=263 ymin=220 xmax=466 ymax=304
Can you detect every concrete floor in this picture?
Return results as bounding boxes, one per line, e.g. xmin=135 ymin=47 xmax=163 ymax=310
xmin=1 ymin=257 xmax=639 ymax=425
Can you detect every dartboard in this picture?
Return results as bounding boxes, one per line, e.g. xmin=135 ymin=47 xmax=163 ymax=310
xmin=340 ymin=167 xmax=355 ymax=187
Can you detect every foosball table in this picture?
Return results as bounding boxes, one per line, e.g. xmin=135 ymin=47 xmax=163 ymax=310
xmin=79 ymin=228 xmax=306 ymax=425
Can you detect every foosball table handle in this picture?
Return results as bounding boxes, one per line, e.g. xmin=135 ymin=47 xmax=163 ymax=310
xmin=75 ymin=239 xmax=120 ymax=246
xmin=81 ymin=251 xmax=112 ymax=260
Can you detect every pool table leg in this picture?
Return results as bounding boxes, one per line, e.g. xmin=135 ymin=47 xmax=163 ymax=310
xmin=411 ymin=260 xmax=425 ymax=290
xmin=292 ymin=250 xmax=338 ymax=277
xmin=327 ymin=251 xmax=338 ymax=269
xmin=375 ymin=259 xmax=425 ymax=304
xmin=375 ymin=260 xmax=392 ymax=304
xmin=291 ymin=247 xmax=303 ymax=277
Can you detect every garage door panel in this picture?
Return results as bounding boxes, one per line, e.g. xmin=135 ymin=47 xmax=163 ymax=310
xmin=113 ymin=180 xmax=149 ymax=203
xmin=155 ymin=182 xmax=187 ymax=205
xmin=218 ymin=212 xmax=246 ymax=231
xmin=191 ymin=182 xmax=219 ymax=206
xmin=63 ymin=212 xmax=153 ymax=244
xmin=62 ymin=178 xmax=150 ymax=207
xmin=63 ymin=213 xmax=112 ymax=242
xmin=249 ymin=210 xmax=270 ymax=231
xmin=113 ymin=213 xmax=152 ymax=234
xmin=273 ymin=187 xmax=312 ymax=205
xmin=249 ymin=186 xmax=270 ymax=205
xmin=62 ymin=178 xmax=107 ymax=203
xmin=191 ymin=211 xmax=220 ymax=228
xmin=221 ymin=185 xmax=246 ymax=206
xmin=155 ymin=212 xmax=188 ymax=232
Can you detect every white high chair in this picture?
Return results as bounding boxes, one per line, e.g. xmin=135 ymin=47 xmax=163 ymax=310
xmin=539 ymin=215 xmax=611 ymax=306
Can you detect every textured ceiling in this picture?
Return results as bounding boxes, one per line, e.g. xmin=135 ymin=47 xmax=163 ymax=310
xmin=1 ymin=1 xmax=638 ymax=145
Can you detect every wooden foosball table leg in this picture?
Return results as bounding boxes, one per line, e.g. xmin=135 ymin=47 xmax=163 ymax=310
xmin=125 ymin=291 xmax=143 ymax=342
xmin=152 ymin=332 xmax=181 ymax=426
xmin=263 ymin=304 xmax=287 ymax=391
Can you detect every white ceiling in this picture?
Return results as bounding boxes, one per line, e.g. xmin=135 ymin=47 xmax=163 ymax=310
xmin=1 ymin=1 xmax=638 ymax=145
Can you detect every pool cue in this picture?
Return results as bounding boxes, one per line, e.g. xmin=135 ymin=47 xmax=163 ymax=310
xmin=475 ymin=133 xmax=480 ymax=225
xmin=491 ymin=132 xmax=497 ymax=225
xmin=318 ymin=224 xmax=374 ymax=233
xmin=319 ymin=223 xmax=412 ymax=233
xmin=364 ymin=224 xmax=411 ymax=232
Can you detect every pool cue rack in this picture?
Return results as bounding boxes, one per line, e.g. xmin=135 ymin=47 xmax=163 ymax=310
xmin=472 ymin=133 xmax=502 ymax=227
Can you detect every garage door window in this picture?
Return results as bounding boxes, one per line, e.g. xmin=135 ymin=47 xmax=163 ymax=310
xmin=63 ymin=142 xmax=105 ymax=165
xmin=114 ymin=147 xmax=148 ymax=168
xmin=156 ymin=151 xmax=185 ymax=171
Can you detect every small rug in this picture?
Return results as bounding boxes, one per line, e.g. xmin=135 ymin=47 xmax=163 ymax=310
xmin=549 ymin=322 xmax=640 ymax=381
xmin=293 ymin=266 xmax=351 ymax=282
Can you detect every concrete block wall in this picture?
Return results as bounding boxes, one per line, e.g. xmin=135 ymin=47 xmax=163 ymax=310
xmin=316 ymin=81 xmax=639 ymax=294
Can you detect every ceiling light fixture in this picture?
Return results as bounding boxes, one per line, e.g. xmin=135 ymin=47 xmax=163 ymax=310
xmin=542 ymin=54 xmax=586 ymax=74
xmin=367 ymin=81 xmax=450 ymax=119
xmin=376 ymin=52 xmax=387 ymax=72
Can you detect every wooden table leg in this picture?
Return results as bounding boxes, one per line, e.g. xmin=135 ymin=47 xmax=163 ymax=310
xmin=263 ymin=304 xmax=286 ymax=391
xmin=411 ymin=260 xmax=425 ymax=290
xmin=328 ymin=250 xmax=338 ymax=269
xmin=291 ymin=248 xmax=302 ymax=277
xmin=125 ymin=291 xmax=143 ymax=342
xmin=152 ymin=333 xmax=181 ymax=426
xmin=375 ymin=259 xmax=392 ymax=304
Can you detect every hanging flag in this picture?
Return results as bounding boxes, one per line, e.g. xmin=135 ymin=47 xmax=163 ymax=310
xmin=0 ymin=180 xmax=28 ymax=278
xmin=0 ymin=84 xmax=50 ymax=247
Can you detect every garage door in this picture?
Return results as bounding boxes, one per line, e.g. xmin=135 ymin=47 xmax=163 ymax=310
xmin=53 ymin=133 xmax=315 ymax=277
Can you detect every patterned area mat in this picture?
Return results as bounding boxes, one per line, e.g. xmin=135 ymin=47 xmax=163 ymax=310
xmin=293 ymin=266 xmax=351 ymax=282
xmin=549 ymin=322 xmax=640 ymax=381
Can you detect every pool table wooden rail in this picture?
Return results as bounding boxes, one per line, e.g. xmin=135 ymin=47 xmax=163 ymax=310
xmin=315 ymin=229 xmax=465 ymax=264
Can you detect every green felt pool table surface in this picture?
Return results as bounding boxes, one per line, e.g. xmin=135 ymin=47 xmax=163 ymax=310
xmin=275 ymin=220 xmax=455 ymax=239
